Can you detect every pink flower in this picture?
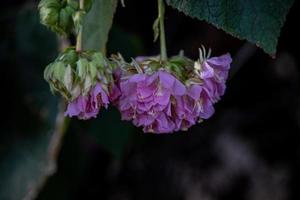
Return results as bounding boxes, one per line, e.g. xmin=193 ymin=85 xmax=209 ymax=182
xmin=200 ymin=53 xmax=232 ymax=102
xmin=118 ymin=70 xmax=185 ymax=133
xmin=169 ymin=53 xmax=232 ymax=131
xmin=174 ymin=84 xmax=215 ymax=131
xmin=116 ymin=52 xmax=232 ymax=133
xmin=65 ymin=83 xmax=109 ymax=120
xmin=172 ymin=53 xmax=232 ymax=131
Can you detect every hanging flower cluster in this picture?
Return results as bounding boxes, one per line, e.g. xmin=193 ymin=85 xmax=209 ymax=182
xmin=113 ymin=47 xmax=232 ymax=133
xmin=44 ymin=48 xmax=118 ymax=119
xmin=40 ymin=0 xmax=232 ymax=134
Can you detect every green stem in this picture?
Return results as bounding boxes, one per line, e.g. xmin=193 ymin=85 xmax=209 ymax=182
xmin=158 ymin=0 xmax=167 ymax=61
xmin=76 ymin=27 xmax=82 ymax=52
xmin=76 ymin=0 xmax=84 ymax=52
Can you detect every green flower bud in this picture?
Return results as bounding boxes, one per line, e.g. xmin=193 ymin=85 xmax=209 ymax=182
xmin=38 ymin=0 xmax=92 ymax=35
xmin=44 ymin=61 xmax=70 ymax=99
xmin=39 ymin=7 xmax=58 ymax=26
xmin=44 ymin=48 xmax=77 ymax=100
xmin=39 ymin=0 xmax=60 ymax=8
xmin=44 ymin=48 xmax=114 ymax=101
xmin=58 ymin=8 xmax=72 ymax=33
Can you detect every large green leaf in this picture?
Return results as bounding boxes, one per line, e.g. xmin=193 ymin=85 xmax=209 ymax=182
xmin=82 ymin=0 xmax=118 ymax=52
xmin=165 ymin=0 xmax=294 ymax=56
xmin=0 ymin=7 xmax=61 ymax=200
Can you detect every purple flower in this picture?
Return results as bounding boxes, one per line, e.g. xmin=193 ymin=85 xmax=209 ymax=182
xmin=118 ymin=70 xmax=185 ymax=133
xmin=173 ymin=84 xmax=214 ymax=131
xmin=200 ymin=53 xmax=232 ymax=102
xmin=117 ymin=52 xmax=231 ymax=133
xmin=173 ymin=53 xmax=231 ymax=131
xmin=65 ymin=83 xmax=109 ymax=120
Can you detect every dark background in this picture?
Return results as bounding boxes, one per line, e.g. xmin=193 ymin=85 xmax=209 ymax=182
xmin=1 ymin=0 xmax=300 ymax=200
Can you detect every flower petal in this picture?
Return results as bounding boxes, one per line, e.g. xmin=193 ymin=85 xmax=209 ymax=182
xmin=158 ymin=71 xmax=175 ymax=89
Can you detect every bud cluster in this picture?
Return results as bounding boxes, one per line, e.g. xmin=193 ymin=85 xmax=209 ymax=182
xmin=38 ymin=0 xmax=93 ymax=35
xmin=44 ymin=47 xmax=114 ymax=101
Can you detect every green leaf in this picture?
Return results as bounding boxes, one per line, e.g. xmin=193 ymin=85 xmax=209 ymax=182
xmin=82 ymin=0 xmax=118 ymax=52
xmin=165 ymin=0 xmax=294 ymax=56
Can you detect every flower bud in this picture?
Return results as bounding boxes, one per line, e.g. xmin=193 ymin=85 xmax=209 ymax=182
xmin=40 ymin=7 xmax=59 ymax=26
xmin=44 ymin=48 xmax=115 ymax=101
xmin=38 ymin=0 xmax=93 ymax=35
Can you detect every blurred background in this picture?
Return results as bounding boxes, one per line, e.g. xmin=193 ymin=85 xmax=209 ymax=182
xmin=0 ymin=0 xmax=300 ymax=200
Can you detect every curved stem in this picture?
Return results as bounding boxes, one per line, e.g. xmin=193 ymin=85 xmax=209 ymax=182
xmin=76 ymin=0 xmax=85 ymax=52
xmin=158 ymin=0 xmax=167 ymax=61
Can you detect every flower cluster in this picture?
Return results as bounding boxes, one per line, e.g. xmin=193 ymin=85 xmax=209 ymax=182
xmin=114 ymin=48 xmax=232 ymax=133
xmin=65 ymin=83 xmax=109 ymax=119
xmin=38 ymin=0 xmax=92 ymax=35
xmin=39 ymin=0 xmax=232 ymax=134
xmin=44 ymin=48 xmax=117 ymax=119
xmin=118 ymin=70 xmax=186 ymax=133
xmin=44 ymin=46 xmax=231 ymax=133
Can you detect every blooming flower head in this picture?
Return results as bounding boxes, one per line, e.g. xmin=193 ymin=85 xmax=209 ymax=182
xmin=197 ymin=53 xmax=232 ymax=102
xmin=65 ymin=83 xmax=109 ymax=119
xmin=174 ymin=48 xmax=232 ymax=130
xmin=174 ymin=84 xmax=215 ymax=131
xmin=113 ymin=47 xmax=232 ymax=133
xmin=119 ymin=70 xmax=185 ymax=133
xmin=44 ymin=49 xmax=118 ymax=120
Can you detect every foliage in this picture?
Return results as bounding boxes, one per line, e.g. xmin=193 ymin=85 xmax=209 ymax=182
xmin=166 ymin=0 xmax=294 ymax=56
